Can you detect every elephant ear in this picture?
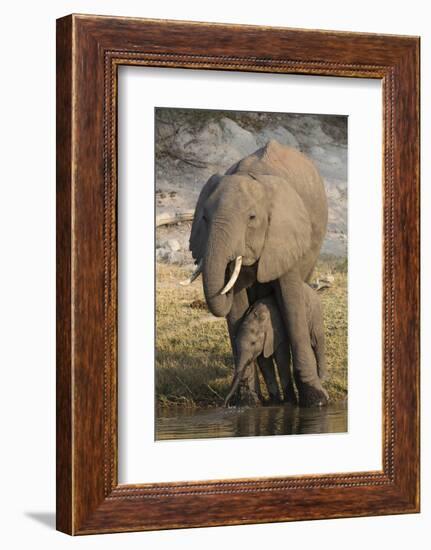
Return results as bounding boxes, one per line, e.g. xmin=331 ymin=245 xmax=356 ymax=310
xmin=257 ymin=175 xmax=312 ymax=283
xmin=263 ymin=301 xmax=286 ymax=358
xmin=189 ymin=173 xmax=221 ymax=262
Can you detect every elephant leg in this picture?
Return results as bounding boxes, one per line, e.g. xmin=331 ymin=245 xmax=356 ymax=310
xmin=256 ymin=356 xmax=282 ymax=404
xmin=226 ymin=288 xmax=262 ymax=405
xmin=274 ymin=342 xmax=297 ymax=404
xmin=276 ymin=271 xmax=328 ymax=407
xmin=309 ymin=295 xmax=327 ymax=380
xmin=246 ymin=283 xmax=280 ymax=400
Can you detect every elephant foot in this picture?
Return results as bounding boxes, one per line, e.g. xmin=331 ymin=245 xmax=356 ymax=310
xmin=282 ymin=384 xmax=298 ymax=405
xmin=297 ymin=382 xmax=328 ymax=407
xmin=228 ymin=385 xmax=262 ymax=407
xmin=283 ymin=394 xmax=298 ymax=406
xmin=263 ymin=394 xmax=283 ymax=406
xmin=224 ymin=395 xmax=236 ymax=408
xmin=247 ymin=392 xmax=264 ymax=407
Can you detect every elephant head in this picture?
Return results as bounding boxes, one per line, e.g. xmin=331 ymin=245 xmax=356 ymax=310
xmin=188 ymin=142 xmax=318 ymax=317
xmin=224 ymin=298 xmax=284 ymax=406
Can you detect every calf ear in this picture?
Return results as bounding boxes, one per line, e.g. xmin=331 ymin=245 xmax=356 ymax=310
xmin=189 ymin=174 xmax=221 ymax=261
xmin=263 ymin=306 xmax=285 ymax=358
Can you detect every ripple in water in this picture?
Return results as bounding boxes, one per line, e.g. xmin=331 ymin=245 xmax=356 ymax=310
xmin=156 ymin=403 xmax=347 ymax=441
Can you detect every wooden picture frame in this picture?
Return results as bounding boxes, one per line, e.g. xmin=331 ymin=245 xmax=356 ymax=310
xmin=56 ymin=14 xmax=420 ymax=535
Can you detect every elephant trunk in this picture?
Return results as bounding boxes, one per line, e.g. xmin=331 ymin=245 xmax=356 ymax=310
xmin=202 ymin=230 xmax=235 ymax=318
xmin=224 ymin=358 xmax=250 ymax=407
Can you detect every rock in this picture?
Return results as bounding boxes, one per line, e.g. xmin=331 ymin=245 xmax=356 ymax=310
xmin=157 ymin=238 xmax=182 ymax=252
xmin=155 ymin=247 xmax=183 ymax=264
xmin=256 ymin=126 xmax=300 ymax=149
xmin=166 ymin=239 xmax=181 ymax=252
xmin=155 ymin=110 xmax=348 ymax=260
xmin=183 ymin=263 xmax=197 ymax=273
xmin=219 ymin=117 xmax=258 ymax=157
xmin=156 ymin=248 xmax=169 ymax=261
xmin=175 ymin=117 xmax=258 ymax=170
xmin=168 ymin=251 xmax=183 ymax=264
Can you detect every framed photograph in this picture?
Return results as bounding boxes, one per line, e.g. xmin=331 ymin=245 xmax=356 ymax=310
xmin=56 ymin=14 xmax=420 ymax=535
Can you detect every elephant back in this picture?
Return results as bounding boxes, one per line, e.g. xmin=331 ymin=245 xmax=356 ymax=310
xmin=227 ymin=140 xmax=326 ymax=215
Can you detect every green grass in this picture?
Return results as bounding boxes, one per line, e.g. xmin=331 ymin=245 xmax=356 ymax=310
xmin=156 ymin=259 xmax=347 ymax=407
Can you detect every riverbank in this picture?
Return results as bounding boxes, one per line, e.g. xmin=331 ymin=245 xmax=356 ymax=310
xmin=156 ymin=257 xmax=347 ymax=408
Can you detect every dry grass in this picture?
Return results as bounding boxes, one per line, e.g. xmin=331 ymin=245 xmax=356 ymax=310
xmin=313 ymin=258 xmax=348 ymax=402
xmin=156 ymin=259 xmax=347 ymax=407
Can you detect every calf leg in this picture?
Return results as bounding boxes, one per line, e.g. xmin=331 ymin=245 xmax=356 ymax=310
xmin=227 ymin=288 xmax=262 ymax=405
xmin=256 ymin=356 xmax=282 ymax=403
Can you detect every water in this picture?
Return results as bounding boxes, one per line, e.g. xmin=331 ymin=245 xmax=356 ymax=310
xmin=156 ymin=403 xmax=347 ymax=441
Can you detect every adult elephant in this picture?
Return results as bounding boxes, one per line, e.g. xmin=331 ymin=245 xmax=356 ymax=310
xmin=187 ymin=140 xmax=328 ymax=406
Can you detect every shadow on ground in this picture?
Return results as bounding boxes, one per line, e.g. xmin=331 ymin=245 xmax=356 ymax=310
xmin=25 ymin=511 xmax=55 ymax=530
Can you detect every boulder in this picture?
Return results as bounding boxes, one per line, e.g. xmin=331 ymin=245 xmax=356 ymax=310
xmin=256 ymin=126 xmax=299 ymax=149
xmin=156 ymin=248 xmax=169 ymax=262
xmin=155 ymin=110 xmax=348 ymax=259
xmin=168 ymin=251 xmax=183 ymax=264
xmin=166 ymin=239 xmax=181 ymax=252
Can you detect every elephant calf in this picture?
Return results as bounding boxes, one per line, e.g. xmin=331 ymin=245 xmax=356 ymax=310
xmin=224 ymin=285 xmax=327 ymax=407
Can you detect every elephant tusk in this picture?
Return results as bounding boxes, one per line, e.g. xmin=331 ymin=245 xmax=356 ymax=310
xmin=220 ymin=256 xmax=242 ymax=295
xmin=179 ymin=260 xmax=203 ymax=286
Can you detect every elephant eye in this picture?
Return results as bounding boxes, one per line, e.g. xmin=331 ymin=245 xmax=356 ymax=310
xmin=249 ymin=213 xmax=256 ymax=221
xmin=202 ymin=214 xmax=207 ymax=222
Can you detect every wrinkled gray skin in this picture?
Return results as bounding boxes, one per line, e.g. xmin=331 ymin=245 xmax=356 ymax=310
xmin=304 ymin=284 xmax=327 ymax=382
xmin=224 ymin=287 xmax=327 ymax=407
xmin=189 ymin=140 xmax=328 ymax=407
